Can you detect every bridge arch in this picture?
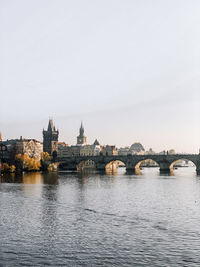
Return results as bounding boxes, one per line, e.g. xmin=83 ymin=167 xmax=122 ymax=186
xmin=169 ymin=158 xmax=196 ymax=169
xmin=77 ymin=159 xmax=96 ymax=171
xmin=135 ymin=158 xmax=159 ymax=170
xmin=105 ymin=160 xmax=126 ymax=172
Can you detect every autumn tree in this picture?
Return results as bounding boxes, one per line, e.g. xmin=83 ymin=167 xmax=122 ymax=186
xmin=41 ymin=152 xmax=51 ymax=171
xmin=2 ymin=163 xmax=16 ymax=173
xmin=15 ymin=153 xmax=41 ymax=171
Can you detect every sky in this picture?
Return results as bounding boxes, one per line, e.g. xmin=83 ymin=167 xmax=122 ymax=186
xmin=0 ymin=0 xmax=200 ymax=153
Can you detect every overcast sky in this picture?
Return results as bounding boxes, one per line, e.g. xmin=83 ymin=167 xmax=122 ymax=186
xmin=1 ymin=0 xmax=200 ymax=152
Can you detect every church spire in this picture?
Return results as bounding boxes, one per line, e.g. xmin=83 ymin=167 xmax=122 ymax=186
xmin=79 ymin=121 xmax=84 ymax=136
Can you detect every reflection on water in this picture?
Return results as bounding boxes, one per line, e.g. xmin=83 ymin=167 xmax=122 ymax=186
xmin=23 ymin=172 xmax=43 ymax=184
xmin=1 ymin=172 xmax=58 ymax=185
xmin=0 ymin=167 xmax=200 ymax=266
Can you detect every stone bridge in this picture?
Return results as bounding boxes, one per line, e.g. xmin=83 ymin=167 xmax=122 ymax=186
xmin=58 ymin=154 xmax=200 ymax=174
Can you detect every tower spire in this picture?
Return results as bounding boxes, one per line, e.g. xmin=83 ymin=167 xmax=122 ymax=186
xmin=79 ymin=121 xmax=84 ymax=136
xmin=77 ymin=121 xmax=87 ymax=145
xmin=48 ymin=119 xmax=54 ymax=131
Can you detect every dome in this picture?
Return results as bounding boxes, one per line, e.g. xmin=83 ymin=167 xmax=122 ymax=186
xmin=130 ymin=142 xmax=145 ymax=152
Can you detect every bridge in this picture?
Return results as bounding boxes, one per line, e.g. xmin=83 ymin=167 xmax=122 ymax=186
xmin=58 ymin=154 xmax=200 ymax=174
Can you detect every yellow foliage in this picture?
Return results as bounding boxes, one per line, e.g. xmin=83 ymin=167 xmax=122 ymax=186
xmin=16 ymin=154 xmax=22 ymax=160
xmin=16 ymin=153 xmax=41 ymax=171
xmin=2 ymin=163 xmax=16 ymax=173
xmin=41 ymin=152 xmax=51 ymax=162
xmin=2 ymin=163 xmax=10 ymax=171
xmin=10 ymin=165 xmax=16 ymax=172
xmin=48 ymin=163 xmax=58 ymax=172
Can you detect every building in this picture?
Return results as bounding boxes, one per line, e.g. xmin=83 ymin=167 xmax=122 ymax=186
xmin=93 ymin=139 xmax=100 ymax=146
xmin=168 ymin=149 xmax=176 ymax=155
xmin=43 ymin=119 xmax=59 ymax=156
xmin=118 ymin=147 xmax=130 ymax=156
xmin=2 ymin=137 xmax=43 ymax=160
xmin=91 ymin=139 xmax=101 ymax=156
xmin=77 ymin=122 xmax=87 ymax=146
xmin=129 ymin=142 xmax=145 ymax=155
xmin=80 ymin=145 xmax=94 ymax=156
xmin=101 ymin=145 xmax=118 ymax=156
xmin=15 ymin=138 xmax=43 ymax=159
xmin=58 ymin=142 xmax=69 ymax=157
xmin=146 ymin=148 xmax=156 ymax=155
xmin=58 ymin=145 xmax=81 ymax=158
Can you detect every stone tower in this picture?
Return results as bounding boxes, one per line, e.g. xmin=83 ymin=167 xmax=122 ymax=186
xmin=77 ymin=122 xmax=87 ymax=146
xmin=43 ymin=119 xmax=59 ymax=155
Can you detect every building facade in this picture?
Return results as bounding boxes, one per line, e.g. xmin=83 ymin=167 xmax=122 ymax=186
xmin=101 ymin=145 xmax=118 ymax=156
xmin=2 ymin=137 xmax=43 ymax=160
xmin=80 ymin=145 xmax=94 ymax=156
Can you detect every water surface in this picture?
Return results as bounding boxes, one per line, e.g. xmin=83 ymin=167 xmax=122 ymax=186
xmin=0 ymin=167 xmax=200 ymax=266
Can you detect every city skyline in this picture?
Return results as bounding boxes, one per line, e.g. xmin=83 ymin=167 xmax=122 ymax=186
xmin=0 ymin=118 xmax=199 ymax=154
xmin=1 ymin=0 xmax=200 ymax=153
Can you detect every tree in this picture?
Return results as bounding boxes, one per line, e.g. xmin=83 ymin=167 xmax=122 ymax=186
xmin=41 ymin=152 xmax=51 ymax=162
xmin=15 ymin=153 xmax=41 ymax=171
xmin=41 ymin=152 xmax=51 ymax=171
xmin=2 ymin=163 xmax=16 ymax=173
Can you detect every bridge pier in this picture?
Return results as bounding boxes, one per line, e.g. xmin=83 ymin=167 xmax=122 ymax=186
xmin=125 ymin=160 xmax=135 ymax=172
xmin=96 ymin=163 xmax=106 ymax=171
xmin=159 ymin=161 xmax=171 ymax=173
xmin=196 ymin=161 xmax=200 ymax=175
xmin=196 ymin=169 xmax=200 ymax=175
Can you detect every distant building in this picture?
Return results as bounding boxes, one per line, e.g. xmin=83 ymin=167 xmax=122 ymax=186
xmin=3 ymin=137 xmax=43 ymax=160
xmin=15 ymin=138 xmax=43 ymax=159
xmin=80 ymin=145 xmax=94 ymax=156
xmin=146 ymin=148 xmax=156 ymax=155
xmin=77 ymin=122 xmax=87 ymax=146
xmin=101 ymin=145 xmax=118 ymax=156
xmin=58 ymin=145 xmax=81 ymax=158
xmin=91 ymin=139 xmax=101 ymax=156
xmin=0 ymin=132 xmax=2 ymax=142
xmin=2 ymin=139 xmax=19 ymax=155
xmin=168 ymin=149 xmax=176 ymax=155
xmin=159 ymin=150 xmax=166 ymax=155
xmin=140 ymin=159 xmax=159 ymax=167
xmin=43 ymin=119 xmax=59 ymax=156
xmin=118 ymin=147 xmax=130 ymax=156
xmin=58 ymin=142 xmax=69 ymax=157
xmin=129 ymin=142 xmax=145 ymax=155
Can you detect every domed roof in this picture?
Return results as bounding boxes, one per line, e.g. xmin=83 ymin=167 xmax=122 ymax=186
xmin=130 ymin=142 xmax=145 ymax=152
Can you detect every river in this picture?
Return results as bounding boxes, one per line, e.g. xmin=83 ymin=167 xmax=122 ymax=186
xmin=0 ymin=167 xmax=200 ymax=266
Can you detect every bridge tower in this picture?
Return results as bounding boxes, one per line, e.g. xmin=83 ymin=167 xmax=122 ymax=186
xmin=43 ymin=119 xmax=59 ymax=156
